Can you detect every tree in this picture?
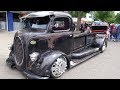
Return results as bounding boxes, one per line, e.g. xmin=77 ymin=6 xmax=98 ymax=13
xmin=76 ymin=11 xmax=87 ymax=31
xmin=115 ymin=13 xmax=120 ymax=23
xmin=94 ymin=11 xmax=115 ymax=23
xmin=69 ymin=11 xmax=79 ymax=17
xmin=69 ymin=11 xmax=89 ymax=31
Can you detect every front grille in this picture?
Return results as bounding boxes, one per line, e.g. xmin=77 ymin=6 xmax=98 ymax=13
xmin=14 ymin=37 xmax=24 ymax=66
xmin=28 ymin=39 xmax=48 ymax=54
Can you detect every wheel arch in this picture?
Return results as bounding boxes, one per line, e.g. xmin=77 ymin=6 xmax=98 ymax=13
xmin=95 ymin=37 xmax=107 ymax=48
xmin=40 ymin=50 xmax=70 ymax=71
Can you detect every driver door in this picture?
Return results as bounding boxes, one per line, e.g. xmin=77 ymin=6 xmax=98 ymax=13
xmin=51 ymin=16 xmax=74 ymax=55
xmin=73 ymin=31 xmax=86 ymax=53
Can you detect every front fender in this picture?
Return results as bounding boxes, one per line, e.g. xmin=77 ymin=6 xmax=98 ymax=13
xmin=39 ymin=50 xmax=70 ymax=70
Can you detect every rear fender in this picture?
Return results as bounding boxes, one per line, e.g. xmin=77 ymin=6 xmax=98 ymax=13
xmin=95 ymin=37 xmax=107 ymax=48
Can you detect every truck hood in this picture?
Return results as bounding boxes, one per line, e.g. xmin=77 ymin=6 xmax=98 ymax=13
xmin=14 ymin=29 xmax=73 ymax=49
xmin=15 ymin=29 xmax=73 ymax=39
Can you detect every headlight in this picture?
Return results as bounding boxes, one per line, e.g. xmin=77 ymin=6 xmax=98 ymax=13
xmin=30 ymin=40 xmax=37 ymax=45
xmin=8 ymin=44 xmax=12 ymax=50
xmin=29 ymin=52 xmax=39 ymax=61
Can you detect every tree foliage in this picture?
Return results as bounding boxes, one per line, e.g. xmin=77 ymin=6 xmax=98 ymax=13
xmin=69 ymin=11 xmax=79 ymax=17
xmin=69 ymin=11 xmax=89 ymax=18
xmin=115 ymin=13 xmax=120 ymax=23
xmin=94 ymin=11 xmax=115 ymax=23
xmin=69 ymin=11 xmax=90 ymax=31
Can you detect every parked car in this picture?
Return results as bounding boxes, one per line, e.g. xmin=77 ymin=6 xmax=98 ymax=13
xmin=91 ymin=25 xmax=109 ymax=39
xmin=6 ymin=11 xmax=107 ymax=79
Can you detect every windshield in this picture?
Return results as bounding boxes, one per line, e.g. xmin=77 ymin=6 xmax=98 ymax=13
xmin=23 ymin=16 xmax=50 ymax=31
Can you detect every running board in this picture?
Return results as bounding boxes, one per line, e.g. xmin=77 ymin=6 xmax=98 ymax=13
xmin=72 ymin=48 xmax=99 ymax=59
xmin=70 ymin=51 xmax=100 ymax=68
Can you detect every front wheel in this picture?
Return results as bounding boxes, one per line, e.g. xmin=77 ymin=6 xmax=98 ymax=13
xmin=50 ymin=56 xmax=67 ymax=78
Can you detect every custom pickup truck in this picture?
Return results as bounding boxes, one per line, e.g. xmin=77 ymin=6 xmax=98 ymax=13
xmin=6 ymin=11 xmax=107 ymax=79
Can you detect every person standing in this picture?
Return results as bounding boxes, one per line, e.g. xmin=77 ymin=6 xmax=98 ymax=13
xmin=112 ymin=25 xmax=118 ymax=42
xmin=116 ymin=24 xmax=120 ymax=41
xmin=110 ymin=23 xmax=115 ymax=40
xmin=80 ymin=23 xmax=84 ymax=33
xmin=84 ymin=26 xmax=92 ymax=33
xmin=106 ymin=26 xmax=111 ymax=40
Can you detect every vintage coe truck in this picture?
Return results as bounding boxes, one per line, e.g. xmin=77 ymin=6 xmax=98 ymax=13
xmin=6 ymin=11 xmax=107 ymax=79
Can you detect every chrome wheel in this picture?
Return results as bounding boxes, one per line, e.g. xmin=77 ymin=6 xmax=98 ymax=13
xmin=51 ymin=56 xmax=67 ymax=78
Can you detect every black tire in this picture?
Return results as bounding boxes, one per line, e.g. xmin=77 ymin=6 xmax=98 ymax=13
xmin=100 ymin=40 xmax=107 ymax=53
xmin=50 ymin=56 xmax=67 ymax=78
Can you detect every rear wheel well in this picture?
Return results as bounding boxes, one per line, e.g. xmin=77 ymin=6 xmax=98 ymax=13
xmin=99 ymin=40 xmax=107 ymax=53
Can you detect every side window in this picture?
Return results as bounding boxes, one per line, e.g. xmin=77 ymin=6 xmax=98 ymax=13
xmin=53 ymin=17 xmax=70 ymax=31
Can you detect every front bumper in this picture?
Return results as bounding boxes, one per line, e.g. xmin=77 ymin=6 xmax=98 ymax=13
xmin=6 ymin=56 xmax=50 ymax=79
xmin=22 ymin=70 xmax=50 ymax=79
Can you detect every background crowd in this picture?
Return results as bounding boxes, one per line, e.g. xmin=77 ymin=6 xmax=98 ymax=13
xmin=79 ymin=21 xmax=120 ymax=42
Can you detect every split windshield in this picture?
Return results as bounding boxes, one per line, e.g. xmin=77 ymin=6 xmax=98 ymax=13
xmin=23 ymin=16 xmax=50 ymax=30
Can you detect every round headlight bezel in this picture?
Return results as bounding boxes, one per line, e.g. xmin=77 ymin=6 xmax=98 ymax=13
xmin=29 ymin=52 xmax=39 ymax=61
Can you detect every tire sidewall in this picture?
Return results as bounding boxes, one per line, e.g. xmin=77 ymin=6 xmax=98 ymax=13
xmin=100 ymin=40 xmax=107 ymax=53
xmin=50 ymin=55 xmax=67 ymax=78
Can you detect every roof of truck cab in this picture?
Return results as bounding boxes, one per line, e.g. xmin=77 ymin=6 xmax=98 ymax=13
xmin=20 ymin=11 xmax=72 ymax=19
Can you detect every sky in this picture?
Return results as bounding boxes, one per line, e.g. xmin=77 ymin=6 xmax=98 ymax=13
xmin=114 ymin=11 xmax=120 ymax=15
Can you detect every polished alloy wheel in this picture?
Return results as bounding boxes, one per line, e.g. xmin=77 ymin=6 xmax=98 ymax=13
xmin=51 ymin=56 xmax=67 ymax=78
